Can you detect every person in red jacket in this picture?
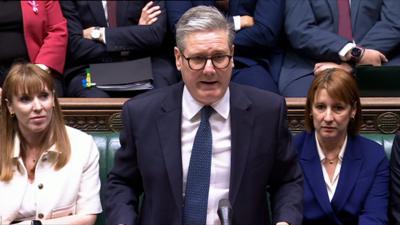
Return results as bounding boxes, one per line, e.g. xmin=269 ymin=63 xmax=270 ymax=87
xmin=0 ymin=0 xmax=68 ymax=96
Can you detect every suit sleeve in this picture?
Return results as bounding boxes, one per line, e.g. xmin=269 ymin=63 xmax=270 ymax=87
xmin=106 ymin=103 xmax=143 ymax=225
xmin=359 ymin=145 xmax=389 ymax=225
xmin=34 ymin=1 xmax=68 ymax=74
xmin=358 ymin=0 xmax=400 ymax=55
xmin=284 ymin=0 xmax=348 ymax=61
xmin=59 ymin=0 xmax=109 ymax=63
xmin=233 ymin=0 xmax=283 ymax=51
xmin=390 ymin=134 xmax=400 ymax=224
xmin=165 ymin=1 xmax=194 ymax=33
xmin=270 ymin=99 xmax=303 ymax=225
xmin=105 ymin=1 xmax=167 ymax=53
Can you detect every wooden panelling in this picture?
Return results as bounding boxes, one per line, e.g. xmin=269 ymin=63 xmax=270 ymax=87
xmin=60 ymin=97 xmax=400 ymax=134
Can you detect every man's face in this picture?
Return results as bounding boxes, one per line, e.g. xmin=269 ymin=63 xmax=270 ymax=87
xmin=174 ymin=30 xmax=233 ymax=105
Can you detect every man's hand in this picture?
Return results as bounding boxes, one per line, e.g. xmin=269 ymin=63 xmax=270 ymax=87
xmin=314 ymin=62 xmax=353 ymax=75
xmin=139 ymin=1 xmax=161 ymax=25
xmin=83 ymin=27 xmax=95 ymax=39
xmin=240 ymin=15 xmax=254 ymax=29
xmin=358 ymin=49 xmax=388 ymax=66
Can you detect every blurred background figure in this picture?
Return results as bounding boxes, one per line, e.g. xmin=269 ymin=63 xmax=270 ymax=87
xmin=0 ymin=63 xmax=102 ymax=225
xmin=60 ymin=0 xmax=180 ymax=97
xmin=280 ymin=0 xmax=400 ymax=97
xmin=0 ymin=0 xmax=68 ymax=96
xmin=166 ymin=0 xmax=284 ymax=93
xmin=294 ymin=68 xmax=389 ymax=224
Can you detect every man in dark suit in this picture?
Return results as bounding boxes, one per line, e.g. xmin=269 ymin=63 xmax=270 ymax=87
xmin=280 ymin=0 xmax=400 ymax=97
xmin=165 ymin=0 xmax=284 ymax=93
xmin=390 ymin=133 xmax=400 ymax=224
xmin=60 ymin=0 xmax=179 ymax=97
xmin=106 ymin=6 xmax=302 ymax=225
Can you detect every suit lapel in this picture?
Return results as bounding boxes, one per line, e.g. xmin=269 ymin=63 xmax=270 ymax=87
xmin=117 ymin=0 xmax=130 ymax=26
xmin=325 ymin=0 xmax=338 ymax=32
xmin=300 ymin=134 xmax=335 ymax=217
xmin=350 ymin=0 xmax=361 ymax=33
xmin=331 ymin=137 xmax=363 ymax=212
xmin=228 ymin=0 xmax=239 ymax=15
xmin=228 ymin=84 xmax=253 ymax=205
xmin=157 ymin=83 xmax=185 ymax=210
xmin=88 ymin=1 xmax=108 ymax=26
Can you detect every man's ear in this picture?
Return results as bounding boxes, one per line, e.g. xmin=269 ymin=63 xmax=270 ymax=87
xmin=230 ymin=45 xmax=235 ymax=67
xmin=174 ymin=47 xmax=182 ymax=71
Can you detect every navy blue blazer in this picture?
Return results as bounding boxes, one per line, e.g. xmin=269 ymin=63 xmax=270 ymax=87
xmin=166 ymin=0 xmax=284 ymax=83
xmin=106 ymin=82 xmax=303 ymax=225
xmin=60 ymin=0 xmax=180 ymax=88
xmin=280 ymin=0 xmax=400 ymax=94
xmin=294 ymin=131 xmax=389 ymax=225
xmin=60 ymin=0 xmax=167 ymax=65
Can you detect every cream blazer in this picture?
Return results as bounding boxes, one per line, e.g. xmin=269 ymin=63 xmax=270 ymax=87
xmin=0 ymin=126 xmax=102 ymax=224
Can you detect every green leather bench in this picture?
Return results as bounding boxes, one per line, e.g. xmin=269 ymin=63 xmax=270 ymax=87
xmin=88 ymin=131 xmax=396 ymax=225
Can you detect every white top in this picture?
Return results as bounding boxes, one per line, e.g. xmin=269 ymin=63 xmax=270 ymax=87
xmin=315 ymin=133 xmax=347 ymax=201
xmin=181 ymin=86 xmax=231 ymax=225
xmin=0 ymin=126 xmax=102 ymax=224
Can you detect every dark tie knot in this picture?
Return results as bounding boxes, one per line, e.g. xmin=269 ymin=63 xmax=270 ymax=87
xmin=201 ymin=106 xmax=214 ymax=121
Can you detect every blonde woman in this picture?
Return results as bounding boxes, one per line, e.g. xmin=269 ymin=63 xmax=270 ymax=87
xmin=0 ymin=63 xmax=101 ymax=225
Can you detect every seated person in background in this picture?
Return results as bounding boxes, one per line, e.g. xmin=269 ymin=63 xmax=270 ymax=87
xmin=0 ymin=1 xmax=68 ymax=96
xmin=106 ymin=6 xmax=303 ymax=225
xmin=280 ymin=0 xmax=400 ymax=97
xmin=0 ymin=63 xmax=102 ymax=225
xmin=60 ymin=0 xmax=180 ymax=97
xmin=390 ymin=133 xmax=400 ymax=224
xmin=166 ymin=0 xmax=284 ymax=93
xmin=294 ymin=68 xmax=389 ymax=224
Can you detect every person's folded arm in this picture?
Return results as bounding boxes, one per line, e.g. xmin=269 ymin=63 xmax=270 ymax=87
xmin=285 ymin=0 xmax=348 ymax=61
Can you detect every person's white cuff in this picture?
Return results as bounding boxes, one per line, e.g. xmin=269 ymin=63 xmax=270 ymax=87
xmin=339 ymin=42 xmax=356 ymax=61
xmin=233 ymin=16 xmax=241 ymax=31
xmin=100 ymin=27 xmax=106 ymax=44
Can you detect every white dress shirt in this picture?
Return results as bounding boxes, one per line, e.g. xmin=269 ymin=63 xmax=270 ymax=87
xmin=181 ymin=86 xmax=231 ymax=225
xmin=316 ymin=134 xmax=347 ymax=201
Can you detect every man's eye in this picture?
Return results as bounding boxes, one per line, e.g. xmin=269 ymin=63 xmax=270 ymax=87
xmin=191 ymin=56 xmax=205 ymax=62
xmin=212 ymin=55 xmax=227 ymax=62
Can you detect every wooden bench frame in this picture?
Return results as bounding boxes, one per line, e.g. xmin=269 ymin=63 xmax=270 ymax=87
xmin=60 ymin=97 xmax=400 ymax=134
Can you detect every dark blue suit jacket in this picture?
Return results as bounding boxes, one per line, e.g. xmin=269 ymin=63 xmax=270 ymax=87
xmin=280 ymin=0 xmax=400 ymax=96
xmin=294 ymin=131 xmax=389 ymax=225
xmin=106 ymin=82 xmax=303 ymax=225
xmin=166 ymin=0 xmax=284 ymax=91
xmin=60 ymin=0 xmax=178 ymax=88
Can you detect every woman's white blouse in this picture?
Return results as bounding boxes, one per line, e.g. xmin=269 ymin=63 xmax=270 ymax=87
xmin=0 ymin=126 xmax=102 ymax=224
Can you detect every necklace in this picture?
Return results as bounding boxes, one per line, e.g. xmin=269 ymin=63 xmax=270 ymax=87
xmin=325 ymin=157 xmax=339 ymax=164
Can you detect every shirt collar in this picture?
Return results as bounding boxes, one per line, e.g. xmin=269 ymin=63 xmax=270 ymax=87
xmin=315 ymin=133 xmax=347 ymax=162
xmin=182 ymin=85 xmax=230 ymax=120
xmin=12 ymin=134 xmax=60 ymax=159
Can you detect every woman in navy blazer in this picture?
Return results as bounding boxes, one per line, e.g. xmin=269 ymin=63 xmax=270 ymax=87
xmin=294 ymin=68 xmax=389 ymax=225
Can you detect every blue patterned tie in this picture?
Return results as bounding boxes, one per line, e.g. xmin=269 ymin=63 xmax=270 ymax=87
xmin=183 ymin=106 xmax=213 ymax=225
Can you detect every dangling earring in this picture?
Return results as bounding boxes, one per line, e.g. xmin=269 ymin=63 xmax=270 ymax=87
xmin=10 ymin=113 xmax=15 ymax=118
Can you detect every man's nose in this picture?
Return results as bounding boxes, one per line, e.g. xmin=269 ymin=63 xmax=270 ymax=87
xmin=203 ymin=59 xmax=216 ymax=74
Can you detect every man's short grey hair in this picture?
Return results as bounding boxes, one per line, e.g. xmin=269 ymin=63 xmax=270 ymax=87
xmin=175 ymin=6 xmax=235 ymax=52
